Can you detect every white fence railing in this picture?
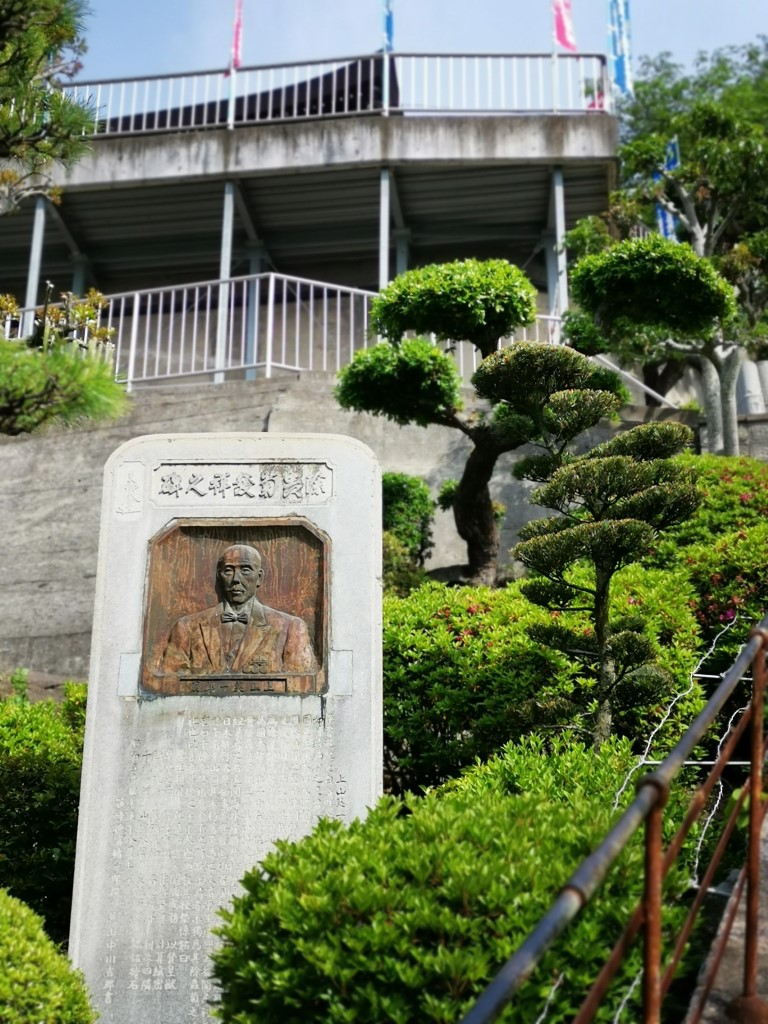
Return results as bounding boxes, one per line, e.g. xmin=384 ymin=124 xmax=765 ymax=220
xmin=7 ymin=272 xmax=562 ymax=390
xmin=64 ymin=52 xmax=612 ymax=136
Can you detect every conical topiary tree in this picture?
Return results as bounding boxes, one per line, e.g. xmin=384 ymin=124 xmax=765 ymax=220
xmin=513 ymin=421 xmax=701 ymax=746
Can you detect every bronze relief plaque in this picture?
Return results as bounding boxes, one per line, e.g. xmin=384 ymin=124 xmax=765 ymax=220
xmin=141 ymin=518 xmax=328 ymax=697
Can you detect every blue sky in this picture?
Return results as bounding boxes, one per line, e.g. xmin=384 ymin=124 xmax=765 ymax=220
xmin=76 ymin=0 xmax=762 ymax=83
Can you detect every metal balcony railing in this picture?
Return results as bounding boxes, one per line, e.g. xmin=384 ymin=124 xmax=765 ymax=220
xmin=63 ymin=52 xmax=612 ymax=137
xmin=8 ymin=272 xmax=562 ymax=390
xmin=460 ymin=622 xmax=768 ymax=1024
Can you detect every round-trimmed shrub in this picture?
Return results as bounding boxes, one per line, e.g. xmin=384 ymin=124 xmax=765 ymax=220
xmin=382 ymin=471 xmax=435 ymax=565
xmin=570 ymin=235 xmax=736 ymax=334
xmin=383 ymin=531 xmax=428 ymax=597
xmin=369 ymin=258 xmax=538 ymax=355
xmin=0 ymin=679 xmax=86 ymax=945
xmin=212 ymin=735 xmax=692 ymax=1024
xmin=0 ymin=888 xmax=96 ymax=1023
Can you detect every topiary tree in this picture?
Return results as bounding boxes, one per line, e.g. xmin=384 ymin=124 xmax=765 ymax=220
xmin=369 ymin=258 xmax=538 ymax=359
xmin=0 ymin=675 xmax=86 ymax=945
xmin=0 ymin=887 xmax=96 ymax=1023
xmin=337 ymin=276 xmax=627 ymax=585
xmin=513 ymin=420 xmax=701 ymax=747
xmin=570 ymin=234 xmax=742 ymax=455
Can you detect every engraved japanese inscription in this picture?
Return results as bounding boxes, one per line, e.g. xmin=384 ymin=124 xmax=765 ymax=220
xmin=141 ymin=519 xmax=328 ymax=696
xmin=151 ymin=461 xmax=334 ymax=506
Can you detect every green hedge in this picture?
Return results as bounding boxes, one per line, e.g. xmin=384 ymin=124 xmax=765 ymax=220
xmin=382 ymin=471 xmax=435 ymax=565
xmin=383 ymin=531 xmax=428 ymax=597
xmin=212 ymin=735 xmax=691 ymax=1024
xmin=645 ymin=453 xmax=768 ymax=671
xmin=648 ymin=453 xmax=768 ymax=558
xmin=0 ymin=676 xmax=86 ymax=945
xmin=0 ymin=888 xmax=96 ymax=1023
xmin=383 ymin=575 xmax=702 ymax=793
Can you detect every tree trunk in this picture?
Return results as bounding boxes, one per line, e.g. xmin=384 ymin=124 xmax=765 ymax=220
xmin=593 ymin=565 xmax=615 ymax=749
xmin=719 ymin=344 xmax=745 ymax=457
xmin=698 ymin=355 xmax=724 ymax=454
xmin=452 ymin=441 xmax=502 ymax=586
xmin=642 ymin=362 xmax=686 ymax=408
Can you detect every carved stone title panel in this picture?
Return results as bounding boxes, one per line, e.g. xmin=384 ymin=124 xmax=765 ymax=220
xmin=151 ymin=461 xmax=334 ymax=506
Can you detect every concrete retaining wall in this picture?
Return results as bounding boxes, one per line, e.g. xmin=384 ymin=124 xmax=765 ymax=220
xmin=0 ymin=374 xmax=700 ymax=683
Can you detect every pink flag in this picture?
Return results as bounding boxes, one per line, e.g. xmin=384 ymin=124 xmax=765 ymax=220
xmin=231 ymin=0 xmax=244 ymax=70
xmin=553 ymin=0 xmax=577 ymax=51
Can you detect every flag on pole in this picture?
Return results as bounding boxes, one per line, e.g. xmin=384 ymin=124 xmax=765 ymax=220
xmin=608 ymin=0 xmax=633 ymax=95
xmin=553 ymin=0 xmax=577 ymax=52
xmin=383 ymin=0 xmax=394 ymax=53
xmin=231 ymin=0 xmax=244 ymax=71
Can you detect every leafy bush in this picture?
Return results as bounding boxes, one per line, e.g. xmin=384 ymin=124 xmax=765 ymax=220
xmin=0 ymin=289 xmax=127 ymax=437
xmin=382 ymin=472 xmax=435 ymax=565
xmin=0 ymin=887 xmax=96 ymax=1023
xmin=0 ymin=338 xmax=127 ymax=435
xmin=672 ymin=521 xmax=768 ymax=673
xmin=369 ymin=259 xmax=537 ymax=356
xmin=648 ymin=452 xmax=768 ymax=558
xmin=335 ymin=338 xmax=462 ymax=428
xmin=643 ymin=454 xmax=768 ymax=670
xmin=570 ymin=235 xmax=737 ymax=335
xmin=382 ymin=576 xmax=701 ymax=793
xmin=383 ymin=531 xmax=428 ymax=597
xmin=0 ymin=676 xmax=87 ymax=945
xmin=212 ymin=735 xmax=689 ymax=1024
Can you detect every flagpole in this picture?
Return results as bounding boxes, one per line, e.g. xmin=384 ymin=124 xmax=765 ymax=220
xmin=551 ymin=1 xmax=559 ymax=113
xmin=382 ymin=0 xmax=392 ymax=116
xmin=227 ymin=0 xmax=243 ymax=130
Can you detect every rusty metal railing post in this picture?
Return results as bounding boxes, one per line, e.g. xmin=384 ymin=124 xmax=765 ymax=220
xmin=729 ymin=629 xmax=768 ymax=1023
xmin=745 ymin=633 xmax=766 ymax=999
xmin=641 ymin=778 xmax=668 ymax=1024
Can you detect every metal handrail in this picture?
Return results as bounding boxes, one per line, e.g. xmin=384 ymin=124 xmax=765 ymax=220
xmin=5 ymin=272 xmax=561 ymax=390
xmin=62 ymin=52 xmax=613 ymax=136
xmin=460 ymin=623 xmax=768 ymax=1024
xmin=6 ymin=271 xmax=686 ymax=406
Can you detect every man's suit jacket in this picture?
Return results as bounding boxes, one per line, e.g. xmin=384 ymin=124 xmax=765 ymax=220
xmin=161 ymin=599 xmax=317 ymax=676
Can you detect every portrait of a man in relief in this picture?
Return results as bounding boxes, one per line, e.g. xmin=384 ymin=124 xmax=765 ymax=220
xmin=161 ymin=544 xmax=317 ymax=677
xmin=142 ymin=530 xmax=325 ymax=697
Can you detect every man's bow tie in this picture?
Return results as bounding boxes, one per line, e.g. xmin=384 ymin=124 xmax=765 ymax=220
xmin=221 ymin=610 xmax=249 ymax=624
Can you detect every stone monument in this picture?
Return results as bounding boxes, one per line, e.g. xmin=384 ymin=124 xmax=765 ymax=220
xmin=69 ymin=433 xmax=382 ymax=1023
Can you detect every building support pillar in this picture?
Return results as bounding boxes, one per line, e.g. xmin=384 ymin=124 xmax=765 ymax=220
xmin=542 ymin=232 xmax=558 ymax=318
xmin=22 ymin=197 xmax=47 ymax=336
xmin=245 ymin=242 xmax=268 ymax=380
xmin=379 ymin=168 xmax=391 ymax=290
xmin=215 ymin=181 xmax=236 ymax=382
xmin=394 ymin=228 xmax=410 ymax=278
xmin=551 ymin=166 xmax=569 ymax=316
xmin=71 ymin=255 xmax=88 ymax=297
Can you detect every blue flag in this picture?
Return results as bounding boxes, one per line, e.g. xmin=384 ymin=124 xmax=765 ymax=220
xmin=654 ymin=138 xmax=681 ymax=240
xmin=609 ymin=0 xmax=633 ymax=95
xmin=384 ymin=0 xmax=393 ymax=52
